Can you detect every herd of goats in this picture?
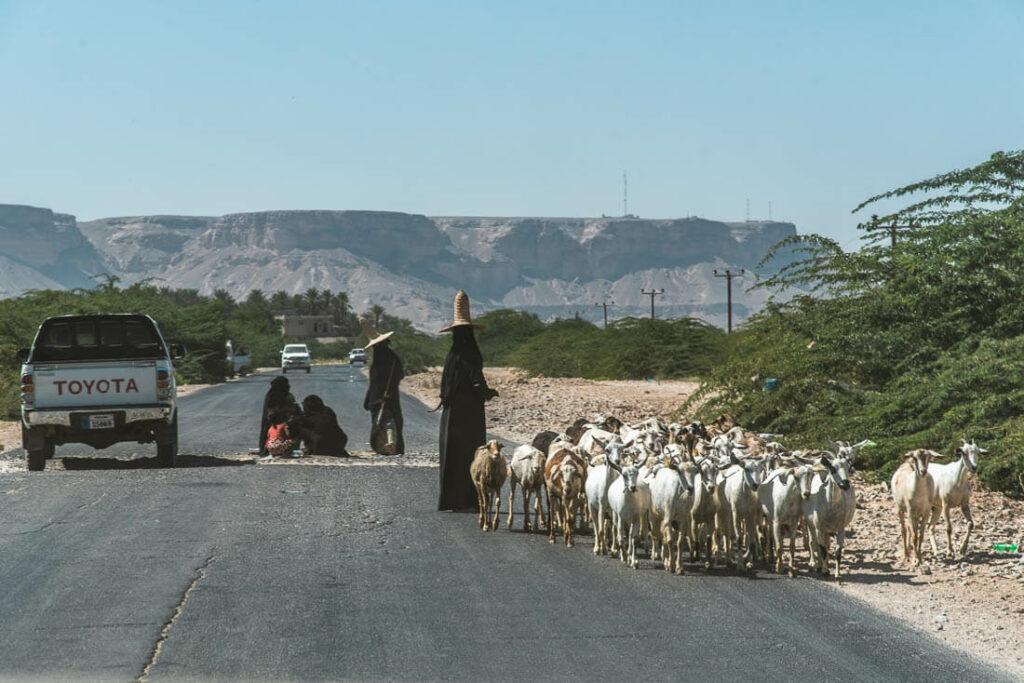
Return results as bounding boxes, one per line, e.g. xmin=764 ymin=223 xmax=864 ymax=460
xmin=469 ymin=415 xmax=989 ymax=582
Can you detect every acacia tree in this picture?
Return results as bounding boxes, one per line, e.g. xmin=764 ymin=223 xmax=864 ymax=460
xmin=691 ymin=150 xmax=1024 ymax=493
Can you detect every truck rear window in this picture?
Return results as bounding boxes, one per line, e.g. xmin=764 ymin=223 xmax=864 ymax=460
xmin=31 ymin=318 xmax=166 ymax=362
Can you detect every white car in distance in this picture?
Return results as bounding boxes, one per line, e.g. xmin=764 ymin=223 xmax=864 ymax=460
xmin=281 ymin=344 xmax=311 ymax=373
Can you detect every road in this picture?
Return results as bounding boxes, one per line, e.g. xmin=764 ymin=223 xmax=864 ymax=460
xmin=0 ymin=365 xmax=1005 ymax=681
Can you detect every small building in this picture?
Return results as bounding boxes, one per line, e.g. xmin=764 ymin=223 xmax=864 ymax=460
xmin=276 ymin=315 xmax=337 ymax=338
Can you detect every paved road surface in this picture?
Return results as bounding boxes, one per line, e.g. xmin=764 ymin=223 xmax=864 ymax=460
xmin=0 ymin=366 xmax=1005 ymax=681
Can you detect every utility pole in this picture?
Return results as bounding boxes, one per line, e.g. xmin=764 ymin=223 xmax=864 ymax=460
xmin=713 ymin=268 xmax=745 ymax=333
xmin=594 ymin=299 xmax=614 ymax=328
xmin=640 ymin=288 xmax=664 ymax=320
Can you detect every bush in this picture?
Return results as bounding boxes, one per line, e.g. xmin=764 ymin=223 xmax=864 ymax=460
xmin=509 ymin=316 xmax=727 ymax=380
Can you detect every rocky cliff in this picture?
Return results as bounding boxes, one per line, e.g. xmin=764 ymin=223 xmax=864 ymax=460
xmin=2 ymin=204 xmax=801 ymax=330
xmin=0 ymin=204 xmax=108 ymax=293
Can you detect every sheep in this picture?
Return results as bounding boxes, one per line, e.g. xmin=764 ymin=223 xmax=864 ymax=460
xmin=647 ymin=461 xmax=697 ymax=574
xmin=891 ymin=449 xmax=936 ymax=567
xmin=606 ymin=458 xmax=647 ymax=568
xmin=799 ymin=453 xmax=857 ymax=581
xmin=545 ymin=446 xmax=588 ymax=547
xmin=714 ymin=453 xmax=765 ymax=569
xmin=585 ymin=442 xmax=625 ymax=555
xmin=470 ymin=440 xmax=507 ymax=531
xmin=507 ymin=444 xmax=547 ymax=532
xmin=689 ymin=457 xmax=720 ymax=568
xmin=757 ymin=465 xmax=807 ymax=576
xmin=928 ymin=439 xmax=987 ymax=558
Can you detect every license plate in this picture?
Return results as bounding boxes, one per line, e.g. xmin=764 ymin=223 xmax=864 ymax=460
xmin=88 ymin=414 xmax=115 ymax=429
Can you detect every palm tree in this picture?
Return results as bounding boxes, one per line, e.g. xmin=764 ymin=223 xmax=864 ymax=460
xmin=368 ymin=304 xmax=385 ymax=327
xmin=245 ymin=289 xmax=268 ymax=307
xmin=270 ymin=290 xmax=291 ymax=312
xmin=303 ymin=288 xmax=321 ymax=315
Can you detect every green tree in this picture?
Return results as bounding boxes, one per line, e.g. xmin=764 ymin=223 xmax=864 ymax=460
xmin=692 ymin=150 xmax=1024 ymax=494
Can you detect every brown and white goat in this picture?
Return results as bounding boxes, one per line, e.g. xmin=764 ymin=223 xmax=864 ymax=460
xmin=545 ymin=446 xmax=587 ymax=547
xmin=470 ymin=440 xmax=507 ymax=531
xmin=891 ymin=449 xmax=936 ymax=566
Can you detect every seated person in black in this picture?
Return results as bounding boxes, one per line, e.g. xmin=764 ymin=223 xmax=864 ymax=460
xmin=299 ymin=394 xmax=349 ymax=456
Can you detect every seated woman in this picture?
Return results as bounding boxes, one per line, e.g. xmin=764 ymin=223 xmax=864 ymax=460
xmin=299 ymin=394 xmax=350 ymax=456
xmin=264 ymin=408 xmax=299 ymax=457
xmin=259 ymin=376 xmax=301 ymax=455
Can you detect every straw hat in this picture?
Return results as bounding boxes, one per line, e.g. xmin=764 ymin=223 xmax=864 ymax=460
xmin=440 ymin=289 xmax=479 ymax=333
xmin=358 ymin=316 xmax=394 ymax=348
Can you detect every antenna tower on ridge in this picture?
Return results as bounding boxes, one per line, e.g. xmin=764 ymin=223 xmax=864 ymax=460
xmin=623 ymin=170 xmax=628 ymax=217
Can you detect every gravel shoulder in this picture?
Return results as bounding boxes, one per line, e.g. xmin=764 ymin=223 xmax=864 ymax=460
xmin=406 ymin=366 xmax=1024 ymax=676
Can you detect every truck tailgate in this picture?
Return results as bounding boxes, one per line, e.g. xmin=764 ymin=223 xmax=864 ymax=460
xmin=32 ymin=361 xmax=159 ymax=409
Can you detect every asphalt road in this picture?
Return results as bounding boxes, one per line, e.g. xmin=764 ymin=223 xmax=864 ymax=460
xmin=0 ymin=366 xmax=1006 ymax=681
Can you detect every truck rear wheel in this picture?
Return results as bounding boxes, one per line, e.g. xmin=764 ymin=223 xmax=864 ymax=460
xmin=156 ymin=415 xmax=179 ymax=467
xmin=26 ymin=448 xmax=48 ymax=472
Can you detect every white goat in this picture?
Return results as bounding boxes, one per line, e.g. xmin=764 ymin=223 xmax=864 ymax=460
xmin=689 ymin=457 xmax=719 ymax=568
xmin=607 ymin=458 xmax=646 ymax=568
xmin=928 ymin=439 xmax=987 ymax=558
xmin=714 ymin=454 xmax=764 ymax=570
xmin=800 ymin=453 xmax=856 ymax=581
xmin=758 ymin=465 xmax=807 ymax=576
xmin=507 ymin=444 xmax=547 ymax=532
xmin=585 ymin=443 xmax=624 ymax=555
xmin=648 ymin=462 xmax=696 ymax=574
xmin=577 ymin=428 xmax=617 ymax=458
xmin=891 ymin=449 xmax=936 ymax=567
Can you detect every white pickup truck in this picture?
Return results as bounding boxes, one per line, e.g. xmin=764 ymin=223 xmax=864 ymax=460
xmin=18 ymin=314 xmax=181 ymax=471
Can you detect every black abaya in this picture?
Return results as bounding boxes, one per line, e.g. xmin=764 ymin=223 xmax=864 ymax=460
xmin=258 ymin=376 xmax=301 ymax=454
xmin=364 ymin=342 xmax=405 ymax=455
xmin=437 ymin=327 xmax=497 ymax=511
xmin=299 ymin=395 xmax=349 ymax=456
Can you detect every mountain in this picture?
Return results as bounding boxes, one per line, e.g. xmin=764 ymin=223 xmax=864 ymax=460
xmin=0 ymin=204 xmax=109 ymax=293
xmin=0 ymin=204 xmax=801 ymax=331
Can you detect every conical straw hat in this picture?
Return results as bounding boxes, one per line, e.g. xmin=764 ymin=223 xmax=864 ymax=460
xmin=440 ymin=289 xmax=479 ymax=332
xmin=358 ymin=315 xmax=394 ymax=348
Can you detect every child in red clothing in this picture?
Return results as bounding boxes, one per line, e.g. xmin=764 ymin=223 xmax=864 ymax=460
xmin=264 ymin=409 xmax=297 ymax=456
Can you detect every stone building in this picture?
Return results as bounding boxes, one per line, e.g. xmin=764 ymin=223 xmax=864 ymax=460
xmin=276 ymin=315 xmax=336 ymax=338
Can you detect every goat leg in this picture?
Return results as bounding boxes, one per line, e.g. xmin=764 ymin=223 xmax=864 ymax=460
xmin=492 ymin=488 xmax=501 ymax=531
xmin=477 ymin=487 xmax=487 ymax=530
xmin=959 ymin=503 xmax=974 ymax=557
xmin=547 ymin=491 xmax=557 ymax=544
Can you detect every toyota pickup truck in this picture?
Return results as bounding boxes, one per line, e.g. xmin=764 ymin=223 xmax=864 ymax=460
xmin=18 ymin=314 xmax=181 ymax=471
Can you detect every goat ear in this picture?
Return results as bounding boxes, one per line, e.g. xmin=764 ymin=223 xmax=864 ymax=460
xmin=729 ymin=451 xmax=740 ymax=466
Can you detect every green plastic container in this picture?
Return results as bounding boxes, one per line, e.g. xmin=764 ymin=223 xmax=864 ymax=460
xmin=992 ymin=543 xmax=1019 ymax=552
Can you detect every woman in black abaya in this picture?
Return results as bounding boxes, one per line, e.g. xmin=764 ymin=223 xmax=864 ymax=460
xmin=258 ymin=376 xmax=300 ymax=455
xmin=437 ymin=290 xmax=498 ymax=511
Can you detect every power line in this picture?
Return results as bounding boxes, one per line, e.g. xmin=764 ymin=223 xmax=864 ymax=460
xmin=640 ymin=288 xmax=664 ymax=320
xmin=713 ymin=268 xmax=746 ymax=333
xmin=594 ymin=299 xmax=614 ymax=328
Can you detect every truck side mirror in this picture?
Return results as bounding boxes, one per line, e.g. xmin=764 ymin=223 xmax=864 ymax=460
xmin=170 ymin=344 xmax=186 ymax=359
xmin=16 ymin=348 xmax=30 ymax=363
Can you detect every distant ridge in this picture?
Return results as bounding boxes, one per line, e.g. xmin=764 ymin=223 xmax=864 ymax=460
xmin=0 ymin=204 xmax=802 ymax=330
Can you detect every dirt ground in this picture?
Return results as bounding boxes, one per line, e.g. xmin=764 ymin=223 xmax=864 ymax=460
xmin=403 ymin=366 xmax=699 ymax=445
xmin=405 ymin=366 xmax=1024 ymax=676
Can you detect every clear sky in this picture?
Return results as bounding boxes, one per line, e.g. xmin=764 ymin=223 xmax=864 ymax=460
xmin=1 ymin=1 xmax=1021 ymax=245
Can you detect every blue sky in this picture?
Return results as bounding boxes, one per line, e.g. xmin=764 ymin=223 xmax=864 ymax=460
xmin=1 ymin=1 xmax=1021 ymax=244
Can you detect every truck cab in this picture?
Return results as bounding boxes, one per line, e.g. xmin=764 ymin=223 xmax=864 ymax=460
xmin=19 ymin=314 xmax=180 ymax=471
